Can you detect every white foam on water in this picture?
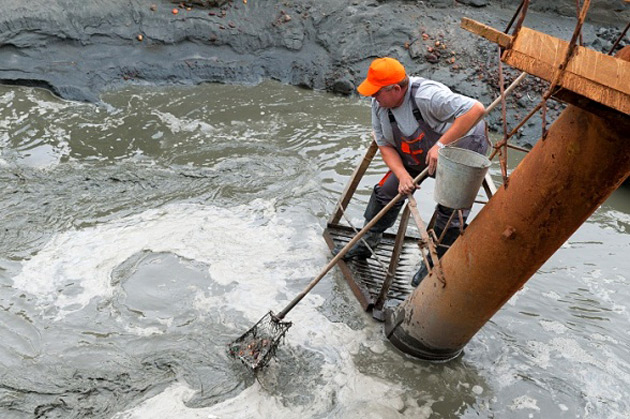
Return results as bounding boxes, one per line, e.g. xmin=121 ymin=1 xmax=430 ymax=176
xmin=527 ymin=336 xmax=630 ymax=415
xmin=509 ymin=395 xmax=540 ymax=411
xmin=541 ymin=290 xmax=561 ymax=300
xmin=598 ymin=208 xmax=630 ymax=229
xmin=151 ymin=109 xmax=216 ymax=135
xmin=108 ymin=270 xmax=427 ymax=418
xmin=582 ymin=270 xmax=629 ymax=313
xmin=538 ymin=319 xmax=568 ymax=335
xmin=26 ymin=89 xmax=80 ymax=114
xmin=110 ymin=383 xmax=210 ymax=419
xmin=13 ymin=198 xmax=434 ymax=417
xmin=479 ymin=354 xmax=519 ymax=391
xmin=12 ymin=199 xmax=317 ymax=320
xmin=113 ymin=361 xmax=424 ymax=419
xmin=10 ymin=197 xmax=433 ymax=417
xmin=590 ymin=333 xmax=619 ymax=344
xmin=0 ymin=89 xmax=15 ymax=105
xmin=525 ymin=340 xmax=551 ymax=370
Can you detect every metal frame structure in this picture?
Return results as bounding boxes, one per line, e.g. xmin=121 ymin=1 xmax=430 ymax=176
xmin=323 ymin=141 xmax=498 ymax=320
xmin=384 ymin=0 xmax=630 ymax=361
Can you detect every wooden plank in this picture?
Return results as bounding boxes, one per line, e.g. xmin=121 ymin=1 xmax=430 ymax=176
xmin=374 ymin=205 xmax=411 ymax=312
xmin=328 ymin=139 xmax=378 ymax=225
xmin=322 ymin=228 xmax=373 ymax=310
xmin=461 ymin=19 xmax=630 ymax=116
xmin=482 ymin=173 xmax=497 ymax=198
xmin=504 ymin=27 xmax=630 ymax=115
xmin=324 ymin=224 xmax=419 ymax=311
xmin=460 ymin=18 xmax=512 ymax=48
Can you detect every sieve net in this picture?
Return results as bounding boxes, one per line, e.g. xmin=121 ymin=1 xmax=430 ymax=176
xmin=227 ymin=311 xmax=292 ymax=371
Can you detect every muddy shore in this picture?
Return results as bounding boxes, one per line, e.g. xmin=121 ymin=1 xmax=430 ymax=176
xmin=0 ymin=0 xmax=628 ymax=147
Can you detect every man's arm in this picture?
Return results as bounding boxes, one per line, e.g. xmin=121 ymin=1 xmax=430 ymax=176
xmin=379 ymin=144 xmax=417 ymax=195
xmin=425 ymin=101 xmax=485 ymax=175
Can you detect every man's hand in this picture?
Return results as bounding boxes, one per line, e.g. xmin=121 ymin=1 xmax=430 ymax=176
xmin=426 ymin=144 xmax=440 ymax=175
xmin=398 ymin=172 xmax=417 ymax=195
xmin=379 ymin=144 xmax=418 ymax=195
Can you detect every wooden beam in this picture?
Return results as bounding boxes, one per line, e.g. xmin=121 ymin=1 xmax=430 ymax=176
xmin=328 ymin=139 xmax=378 ymax=225
xmin=461 ymin=18 xmax=630 ymax=117
xmin=482 ymin=173 xmax=497 ymax=198
xmin=504 ymin=27 xmax=630 ymax=115
xmin=461 ymin=17 xmax=512 ymax=48
xmin=373 ymin=205 xmax=411 ymax=314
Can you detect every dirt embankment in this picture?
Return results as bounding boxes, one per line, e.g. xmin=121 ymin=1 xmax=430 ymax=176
xmin=0 ymin=0 xmax=628 ymax=147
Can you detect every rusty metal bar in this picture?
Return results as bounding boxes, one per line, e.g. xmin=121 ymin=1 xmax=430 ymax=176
xmin=508 ymin=0 xmax=529 ymax=46
xmin=384 ymin=49 xmax=630 ymax=360
xmin=539 ymin=0 xmax=591 ymax=140
xmin=575 ymin=0 xmax=583 ymax=46
xmin=484 ymin=72 xmax=528 ymax=116
xmin=498 ymin=46 xmax=510 ymax=185
xmin=607 ymin=21 xmax=630 ymax=55
xmin=505 ymin=0 xmax=525 ymax=33
xmin=489 ymin=99 xmax=544 ymax=161
xmin=507 ymin=143 xmax=529 ymax=153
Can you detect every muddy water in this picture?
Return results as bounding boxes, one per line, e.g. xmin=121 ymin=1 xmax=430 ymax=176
xmin=0 ymin=82 xmax=629 ymax=418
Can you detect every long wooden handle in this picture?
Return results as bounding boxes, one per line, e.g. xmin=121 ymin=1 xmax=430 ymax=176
xmin=275 ymin=168 xmax=430 ymax=319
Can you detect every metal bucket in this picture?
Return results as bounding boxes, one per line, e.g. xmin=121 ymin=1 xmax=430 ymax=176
xmin=434 ymin=147 xmax=491 ymax=209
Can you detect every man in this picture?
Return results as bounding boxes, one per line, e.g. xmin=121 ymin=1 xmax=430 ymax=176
xmin=337 ymin=57 xmax=488 ymax=287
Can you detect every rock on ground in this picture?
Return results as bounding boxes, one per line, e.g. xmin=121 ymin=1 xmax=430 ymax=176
xmin=0 ymin=0 xmax=628 ymax=147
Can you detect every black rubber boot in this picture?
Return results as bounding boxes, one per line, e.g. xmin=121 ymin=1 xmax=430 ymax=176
xmin=333 ymin=189 xmax=402 ymax=261
xmin=411 ymin=226 xmax=462 ymax=286
xmin=334 ymin=231 xmax=382 ymax=260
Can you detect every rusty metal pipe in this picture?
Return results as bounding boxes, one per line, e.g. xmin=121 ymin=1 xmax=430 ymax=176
xmin=385 ymin=48 xmax=630 ymax=361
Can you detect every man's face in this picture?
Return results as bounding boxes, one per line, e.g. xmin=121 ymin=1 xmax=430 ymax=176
xmin=372 ymin=84 xmax=403 ymax=108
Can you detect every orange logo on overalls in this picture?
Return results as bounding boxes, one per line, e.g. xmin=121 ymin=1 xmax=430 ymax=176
xmin=401 ymin=132 xmax=425 ymax=164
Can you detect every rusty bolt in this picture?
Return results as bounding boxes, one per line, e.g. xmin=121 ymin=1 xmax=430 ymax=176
xmin=502 ymin=226 xmax=516 ymax=240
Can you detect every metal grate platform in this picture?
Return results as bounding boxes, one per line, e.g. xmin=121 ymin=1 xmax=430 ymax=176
xmin=323 ymin=223 xmax=422 ymax=311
